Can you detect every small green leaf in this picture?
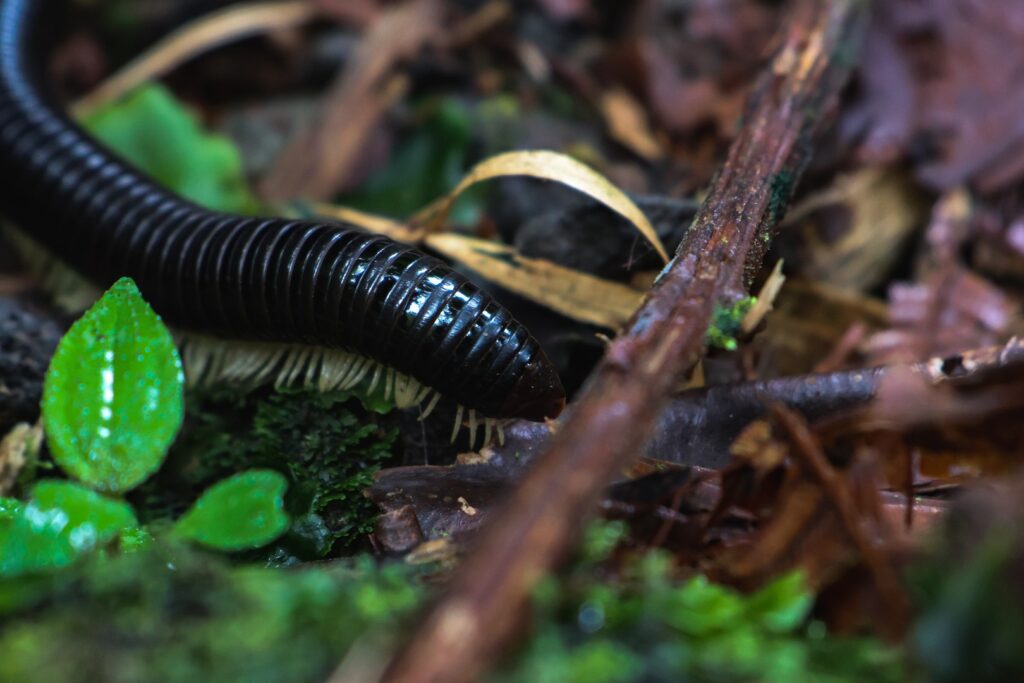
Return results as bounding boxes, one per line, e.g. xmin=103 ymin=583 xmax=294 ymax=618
xmin=118 ymin=526 xmax=154 ymax=553
xmin=30 ymin=481 xmax=137 ymax=550
xmin=0 ymin=498 xmax=21 ymax=519
xmin=0 ymin=480 xmax=137 ymax=577
xmin=745 ymin=571 xmax=813 ymax=633
xmin=42 ymin=277 xmax=184 ymax=492
xmin=175 ymin=470 xmax=289 ymax=550
xmin=82 ymin=84 xmax=258 ymax=214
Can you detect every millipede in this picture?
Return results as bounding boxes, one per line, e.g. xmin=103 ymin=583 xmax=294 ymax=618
xmin=0 ymin=0 xmax=566 ymax=444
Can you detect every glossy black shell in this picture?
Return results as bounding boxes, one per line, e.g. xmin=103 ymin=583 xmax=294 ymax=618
xmin=0 ymin=0 xmax=564 ymax=420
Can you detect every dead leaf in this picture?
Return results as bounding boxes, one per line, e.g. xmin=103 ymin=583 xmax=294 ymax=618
xmin=599 ymin=88 xmax=664 ymax=161
xmin=426 ymin=233 xmax=642 ymax=328
xmin=0 ymin=422 xmax=41 ymax=495
xmin=785 ymin=167 xmax=926 ymax=292
xmin=741 ymin=259 xmax=785 ymax=333
xmin=260 ymin=0 xmax=441 ymax=202
xmin=416 ymin=150 xmax=670 ymax=263
xmin=74 ymin=1 xmax=320 ymax=116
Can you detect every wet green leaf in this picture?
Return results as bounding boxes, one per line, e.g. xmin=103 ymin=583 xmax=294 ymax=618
xmin=746 ymin=571 xmax=814 ymax=633
xmin=341 ymin=97 xmax=482 ymax=222
xmin=118 ymin=526 xmax=154 ymax=553
xmin=42 ymin=277 xmax=184 ymax=492
xmin=0 ymin=480 xmax=137 ymax=577
xmin=82 ymin=83 xmax=258 ymax=214
xmin=175 ymin=470 xmax=289 ymax=550
xmin=0 ymin=498 xmax=21 ymax=519
xmin=30 ymin=481 xmax=137 ymax=546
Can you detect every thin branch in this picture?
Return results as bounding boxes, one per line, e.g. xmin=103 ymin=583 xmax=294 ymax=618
xmin=378 ymin=2 xmax=871 ymax=682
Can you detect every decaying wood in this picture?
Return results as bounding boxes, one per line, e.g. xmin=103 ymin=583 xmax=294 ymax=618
xmin=379 ymin=1 xmax=871 ymax=681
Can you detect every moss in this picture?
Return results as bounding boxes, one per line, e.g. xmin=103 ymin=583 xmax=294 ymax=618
xmin=0 ymin=521 xmax=906 ymax=683
xmin=130 ymin=387 xmax=397 ymax=560
xmin=706 ymin=296 xmax=757 ymax=351
xmin=0 ymin=542 xmax=422 ymax=683
xmin=493 ymin=523 xmax=907 ymax=683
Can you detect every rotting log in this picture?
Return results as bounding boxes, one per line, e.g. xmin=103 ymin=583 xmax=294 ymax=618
xmin=378 ymin=1 xmax=871 ymax=681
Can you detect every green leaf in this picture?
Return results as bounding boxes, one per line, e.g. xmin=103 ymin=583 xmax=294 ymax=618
xmin=0 ymin=480 xmax=137 ymax=577
xmin=0 ymin=498 xmax=21 ymax=519
xmin=82 ymin=83 xmax=258 ymax=214
xmin=341 ymin=97 xmax=482 ymax=222
xmin=30 ymin=481 xmax=137 ymax=549
xmin=745 ymin=571 xmax=813 ymax=633
xmin=42 ymin=277 xmax=184 ymax=492
xmin=665 ymin=574 xmax=744 ymax=636
xmin=175 ymin=470 xmax=289 ymax=550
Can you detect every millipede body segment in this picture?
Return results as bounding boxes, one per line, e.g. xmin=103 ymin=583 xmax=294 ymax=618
xmin=0 ymin=0 xmax=565 ymax=421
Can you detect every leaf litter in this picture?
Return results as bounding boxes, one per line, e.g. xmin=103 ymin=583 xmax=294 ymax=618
xmin=5 ymin=0 xmax=1024 ymax=681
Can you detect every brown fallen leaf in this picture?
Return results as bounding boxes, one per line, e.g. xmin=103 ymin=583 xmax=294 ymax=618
xmin=260 ymin=0 xmax=442 ymax=202
xmin=784 ymin=167 xmax=926 ymax=292
xmin=73 ymin=0 xmax=320 ymax=116
xmin=599 ymin=88 xmax=664 ymax=161
xmin=756 ymin=278 xmax=888 ymax=375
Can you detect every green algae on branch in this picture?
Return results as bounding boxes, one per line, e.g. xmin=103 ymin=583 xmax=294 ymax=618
xmin=41 ymin=278 xmax=184 ymax=493
xmin=707 ymin=296 xmax=757 ymax=351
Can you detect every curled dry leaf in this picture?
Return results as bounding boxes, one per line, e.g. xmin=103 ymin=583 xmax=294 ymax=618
xmin=416 ymin=150 xmax=670 ymax=263
xmin=74 ymin=1 xmax=320 ymax=116
xmin=312 ymin=150 xmax=656 ymax=328
xmin=426 ymin=233 xmax=642 ymax=328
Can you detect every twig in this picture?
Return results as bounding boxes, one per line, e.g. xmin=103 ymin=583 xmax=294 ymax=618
xmin=260 ymin=0 xmax=442 ymax=203
xmin=378 ymin=2 xmax=871 ymax=682
xmin=770 ymin=403 xmax=911 ymax=637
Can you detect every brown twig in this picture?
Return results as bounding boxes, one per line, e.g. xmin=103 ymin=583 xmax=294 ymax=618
xmin=260 ymin=0 xmax=443 ymax=203
xmin=378 ymin=2 xmax=870 ymax=682
xmin=769 ymin=403 xmax=911 ymax=637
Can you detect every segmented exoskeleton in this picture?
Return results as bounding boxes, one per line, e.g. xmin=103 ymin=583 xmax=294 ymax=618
xmin=0 ymin=0 xmax=565 ymax=432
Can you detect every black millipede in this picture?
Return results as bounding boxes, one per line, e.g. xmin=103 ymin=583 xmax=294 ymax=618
xmin=0 ymin=0 xmax=566 ymax=440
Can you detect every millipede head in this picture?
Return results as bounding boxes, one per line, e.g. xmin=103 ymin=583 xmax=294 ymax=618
xmin=498 ymin=352 xmax=566 ymax=421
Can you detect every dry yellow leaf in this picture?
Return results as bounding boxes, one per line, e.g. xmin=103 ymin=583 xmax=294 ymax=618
xmin=742 ymin=259 xmax=786 ymax=334
xmin=425 ymin=233 xmax=643 ymax=328
xmin=415 ymin=150 xmax=670 ymax=263
xmin=74 ymin=1 xmax=319 ymax=116
xmin=310 ymin=203 xmax=644 ymax=328
xmin=311 ymin=148 xmax=664 ymax=328
xmin=599 ymin=88 xmax=664 ymax=161
xmin=311 ymin=202 xmax=421 ymax=243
